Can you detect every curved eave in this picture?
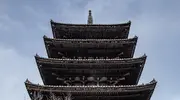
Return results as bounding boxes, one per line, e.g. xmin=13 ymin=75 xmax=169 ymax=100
xmin=131 ymin=36 xmax=138 ymax=57
xmin=50 ymin=20 xmax=56 ymax=38
xmin=25 ymin=79 xmax=156 ymax=93
xmin=35 ymin=55 xmax=146 ymax=85
xmin=43 ymin=36 xmax=52 ymax=58
xmin=50 ymin=20 xmax=131 ymax=39
xmin=44 ymin=36 xmax=138 ymax=58
xmin=136 ymin=54 xmax=146 ymax=84
xmin=44 ymin=35 xmax=137 ymax=43
xmin=34 ymin=54 xmax=46 ymax=85
xmin=51 ymin=20 xmax=131 ymax=27
xmin=35 ymin=54 xmax=146 ymax=65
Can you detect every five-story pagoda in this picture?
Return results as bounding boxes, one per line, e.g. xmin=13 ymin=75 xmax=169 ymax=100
xmin=25 ymin=10 xmax=157 ymax=100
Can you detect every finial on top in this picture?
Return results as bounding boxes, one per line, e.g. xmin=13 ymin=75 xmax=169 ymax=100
xmin=89 ymin=10 xmax=92 ymax=15
xmin=87 ymin=10 xmax=93 ymax=24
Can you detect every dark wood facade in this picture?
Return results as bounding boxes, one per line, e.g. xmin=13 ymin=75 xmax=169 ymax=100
xmin=44 ymin=36 xmax=138 ymax=58
xmin=25 ymin=10 xmax=156 ymax=100
xmin=25 ymin=79 xmax=156 ymax=100
xmin=35 ymin=55 xmax=146 ymax=85
xmin=51 ymin=20 xmax=131 ymax=39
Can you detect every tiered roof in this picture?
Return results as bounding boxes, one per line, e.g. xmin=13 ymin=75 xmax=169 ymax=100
xmin=35 ymin=55 xmax=146 ymax=85
xmin=44 ymin=36 xmax=138 ymax=58
xmin=51 ymin=20 xmax=131 ymax=39
xmin=25 ymin=79 xmax=156 ymax=100
xmin=25 ymin=10 xmax=156 ymax=100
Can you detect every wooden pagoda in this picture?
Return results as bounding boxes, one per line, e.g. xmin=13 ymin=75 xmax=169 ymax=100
xmin=25 ymin=10 xmax=157 ymax=100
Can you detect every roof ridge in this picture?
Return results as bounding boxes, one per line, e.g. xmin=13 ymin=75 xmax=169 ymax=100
xmin=43 ymin=35 xmax=138 ymax=41
xmin=51 ymin=19 xmax=131 ymax=26
xmin=34 ymin=54 xmax=146 ymax=61
xmin=25 ymin=79 xmax=157 ymax=88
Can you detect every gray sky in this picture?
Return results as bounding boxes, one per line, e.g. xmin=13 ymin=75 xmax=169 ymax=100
xmin=0 ymin=0 xmax=180 ymax=100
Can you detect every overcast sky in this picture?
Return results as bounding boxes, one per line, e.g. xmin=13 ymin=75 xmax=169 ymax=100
xmin=0 ymin=0 xmax=180 ymax=100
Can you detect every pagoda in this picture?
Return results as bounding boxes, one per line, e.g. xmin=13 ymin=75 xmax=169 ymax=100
xmin=25 ymin=10 xmax=157 ymax=100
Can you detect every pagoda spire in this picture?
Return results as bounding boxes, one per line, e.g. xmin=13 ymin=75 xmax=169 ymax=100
xmin=87 ymin=10 xmax=93 ymax=24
